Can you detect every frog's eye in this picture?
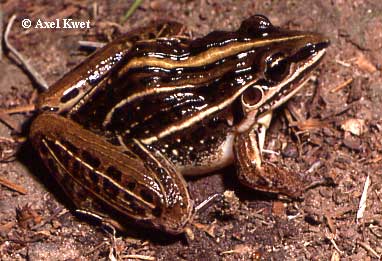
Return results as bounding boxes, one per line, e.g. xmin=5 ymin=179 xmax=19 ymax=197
xmin=242 ymin=86 xmax=263 ymax=106
xmin=264 ymin=52 xmax=290 ymax=83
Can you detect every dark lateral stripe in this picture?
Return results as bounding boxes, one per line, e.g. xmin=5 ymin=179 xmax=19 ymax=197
xmin=103 ymin=51 xmax=261 ymax=126
xmin=139 ymin=78 xmax=257 ymax=144
xmin=103 ymin=83 xmax=198 ymax=126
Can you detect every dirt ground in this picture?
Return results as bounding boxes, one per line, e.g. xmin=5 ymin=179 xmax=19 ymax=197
xmin=0 ymin=0 xmax=382 ymax=260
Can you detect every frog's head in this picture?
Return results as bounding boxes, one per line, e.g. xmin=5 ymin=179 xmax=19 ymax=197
xmin=232 ymin=15 xmax=329 ymax=131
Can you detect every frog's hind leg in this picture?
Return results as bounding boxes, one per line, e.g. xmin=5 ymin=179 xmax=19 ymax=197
xmin=30 ymin=113 xmax=193 ymax=234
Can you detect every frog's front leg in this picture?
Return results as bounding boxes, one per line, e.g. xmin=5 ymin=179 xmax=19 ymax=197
xmin=234 ymin=120 xmax=305 ymax=198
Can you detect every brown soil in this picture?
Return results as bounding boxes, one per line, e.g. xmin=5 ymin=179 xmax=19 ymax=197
xmin=1 ymin=0 xmax=382 ymax=260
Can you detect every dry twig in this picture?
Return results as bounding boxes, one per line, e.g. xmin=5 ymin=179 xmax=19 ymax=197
xmin=356 ymin=175 xmax=371 ymax=222
xmin=330 ymin=78 xmax=353 ymax=93
xmin=325 ymin=231 xmax=343 ymax=255
xmin=120 ymin=254 xmax=155 ymax=261
xmin=358 ymin=241 xmax=381 ymax=259
xmin=3 ymin=14 xmax=48 ymax=91
xmin=78 ymin=40 xmax=106 ymax=50
xmin=0 ymin=176 xmax=27 ymax=194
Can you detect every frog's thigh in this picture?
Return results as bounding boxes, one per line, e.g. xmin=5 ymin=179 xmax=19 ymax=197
xmin=233 ymin=128 xmax=304 ymax=198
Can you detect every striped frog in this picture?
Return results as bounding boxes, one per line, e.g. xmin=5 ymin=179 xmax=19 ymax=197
xmin=29 ymin=15 xmax=329 ymax=234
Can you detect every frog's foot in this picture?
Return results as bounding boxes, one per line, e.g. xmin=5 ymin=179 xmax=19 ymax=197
xmin=238 ymin=160 xmax=305 ymax=198
xmin=234 ymin=129 xmax=305 ymax=198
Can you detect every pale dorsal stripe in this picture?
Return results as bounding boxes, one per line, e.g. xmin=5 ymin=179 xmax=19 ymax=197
xmin=118 ymin=35 xmax=307 ymax=76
